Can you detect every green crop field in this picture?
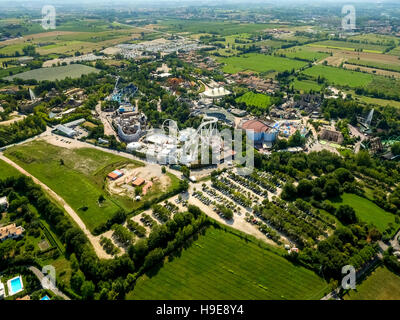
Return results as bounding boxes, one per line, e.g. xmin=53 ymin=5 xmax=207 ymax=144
xmin=5 ymin=64 xmax=100 ymax=81
xmin=0 ymin=159 xmax=21 ymax=179
xmin=277 ymin=47 xmax=329 ymax=62
xmin=347 ymin=34 xmax=399 ymax=46
xmin=347 ymin=59 xmax=400 ymax=73
xmin=308 ymin=40 xmax=390 ymax=53
xmin=218 ymin=53 xmax=308 ymax=74
xmin=127 ymin=226 xmax=329 ymax=300
xmin=236 ymin=92 xmax=272 ymax=109
xmin=344 ymin=266 xmax=400 ymax=300
xmin=4 ymin=141 xmax=144 ymax=232
xmin=292 ymin=79 xmax=323 ymax=92
xmin=332 ymin=193 xmax=398 ymax=233
xmin=160 ymin=19 xmax=278 ymax=36
xmin=302 ymin=65 xmax=374 ymax=88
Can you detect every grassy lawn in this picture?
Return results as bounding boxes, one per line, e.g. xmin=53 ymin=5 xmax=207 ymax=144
xmin=218 ymin=53 xmax=308 ymax=74
xmin=344 ymin=266 xmax=400 ymax=300
xmin=302 ymin=65 xmax=374 ymax=88
xmin=127 ymin=226 xmax=329 ymax=300
xmin=5 ymin=64 xmax=100 ymax=81
xmin=332 ymin=193 xmax=398 ymax=233
xmin=235 ymin=92 xmax=272 ymax=109
xmin=0 ymin=158 xmax=22 ymax=179
xmin=4 ymin=140 xmax=144 ymax=232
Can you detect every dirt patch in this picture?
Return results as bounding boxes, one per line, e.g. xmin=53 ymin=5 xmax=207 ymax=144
xmin=106 ymin=164 xmax=170 ymax=198
xmin=38 ymin=239 xmax=50 ymax=251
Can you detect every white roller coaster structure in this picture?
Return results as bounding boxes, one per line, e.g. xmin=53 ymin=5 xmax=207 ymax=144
xmin=161 ymin=115 xmax=219 ymax=164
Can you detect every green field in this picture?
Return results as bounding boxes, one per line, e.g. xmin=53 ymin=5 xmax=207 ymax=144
xmin=348 ymin=90 xmax=400 ymax=109
xmin=292 ymin=79 xmax=323 ymax=92
xmin=302 ymin=65 xmax=374 ymax=88
xmin=127 ymin=226 xmax=329 ymax=300
xmin=389 ymin=47 xmax=400 ymax=56
xmin=347 ymin=34 xmax=399 ymax=46
xmin=236 ymin=91 xmax=272 ymax=109
xmin=344 ymin=266 xmax=400 ymax=300
xmin=347 ymin=59 xmax=400 ymax=73
xmin=332 ymin=193 xmax=398 ymax=233
xmin=308 ymin=40 xmax=390 ymax=53
xmin=5 ymin=64 xmax=100 ymax=81
xmin=218 ymin=53 xmax=308 ymax=74
xmin=4 ymin=141 xmax=144 ymax=232
xmin=0 ymin=158 xmax=21 ymax=179
xmin=277 ymin=47 xmax=329 ymax=62
xmin=160 ymin=20 xmax=278 ymax=36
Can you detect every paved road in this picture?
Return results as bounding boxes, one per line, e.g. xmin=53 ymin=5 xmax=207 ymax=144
xmin=28 ymin=266 xmax=71 ymax=300
xmin=0 ymin=154 xmax=111 ymax=260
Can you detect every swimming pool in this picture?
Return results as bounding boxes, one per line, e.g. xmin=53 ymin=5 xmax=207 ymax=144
xmin=8 ymin=276 xmax=23 ymax=296
xmin=41 ymin=295 xmax=50 ymax=300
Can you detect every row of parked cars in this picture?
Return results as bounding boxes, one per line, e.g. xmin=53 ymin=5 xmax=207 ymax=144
xmin=192 ymin=191 xmax=212 ymax=206
xmin=140 ymin=214 xmax=156 ymax=228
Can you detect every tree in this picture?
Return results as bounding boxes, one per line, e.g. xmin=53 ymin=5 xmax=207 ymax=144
xmin=392 ymin=142 xmax=400 ymax=156
xmin=71 ymin=270 xmax=85 ymax=294
xmin=288 ymin=130 xmax=306 ymax=147
xmin=181 ymin=166 xmax=190 ymax=179
xmin=297 ymin=179 xmax=313 ymax=197
xmin=336 ymin=205 xmax=358 ymax=225
xmin=356 ymin=151 xmax=372 ymax=167
xmin=324 ymin=179 xmax=340 ymax=198
xmin=81 ymin=281 xmax=95 ymax=300
xmin=334 ymin=168 xmax=354 ymax=184
xmin=281 ymin=183 xmax=297 ymax=200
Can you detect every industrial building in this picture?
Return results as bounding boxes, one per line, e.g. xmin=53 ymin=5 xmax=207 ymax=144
xmin=107 ymin=170 xmax=124 ymax=180
xmin=53 ymin=124 xmax=76 ymax=138
xmin=240 ymin=119 xmax=278 ymax=144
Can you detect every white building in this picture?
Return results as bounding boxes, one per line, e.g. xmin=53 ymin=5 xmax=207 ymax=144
xmin=201 ymin=87 xmax=231 ymax=99
xmin=0 ymin=197 xmax=8 ymax=212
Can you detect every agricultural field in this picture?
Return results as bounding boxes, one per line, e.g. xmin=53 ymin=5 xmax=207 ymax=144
xmin=308 ymin=40 xmax=391 ymax=53
xmin=332 ymin=193 xmax=398 ymax=233
xmin=344 ymin=266 xmax=400 ymax=300
xmin=347 ymin=34 xmax=399 ymax=46
xmin=302 ymin=65 xmax=374 ymax=88
xmin=389 ymin=46 xmax=400 ymax=56
xmin=126 ymin=226 xmax=329 ymax=300
xmin=292 ymin=79 xmax=323 ymax=93
xmin=235 ymin=91 xmax=272 ymax=109
xmin=4 ymin=140 xmax=144 ymax=232
xmin=4 ymin=64 xmax=100 ymax=81
xmin=349 ymin=90 xmax=400 ymax=109
xmin=218 ymin=53 xmax=308 ymax=74
xmin=346 ymin=58 xmax=400 ymax=73
xmin=343 ymin=63 xmax=400 ymax=79
xmin=158 ymin=19 xmax=278 ymax=36
xmin=277 ymin=47 xmax=329 ymax=62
